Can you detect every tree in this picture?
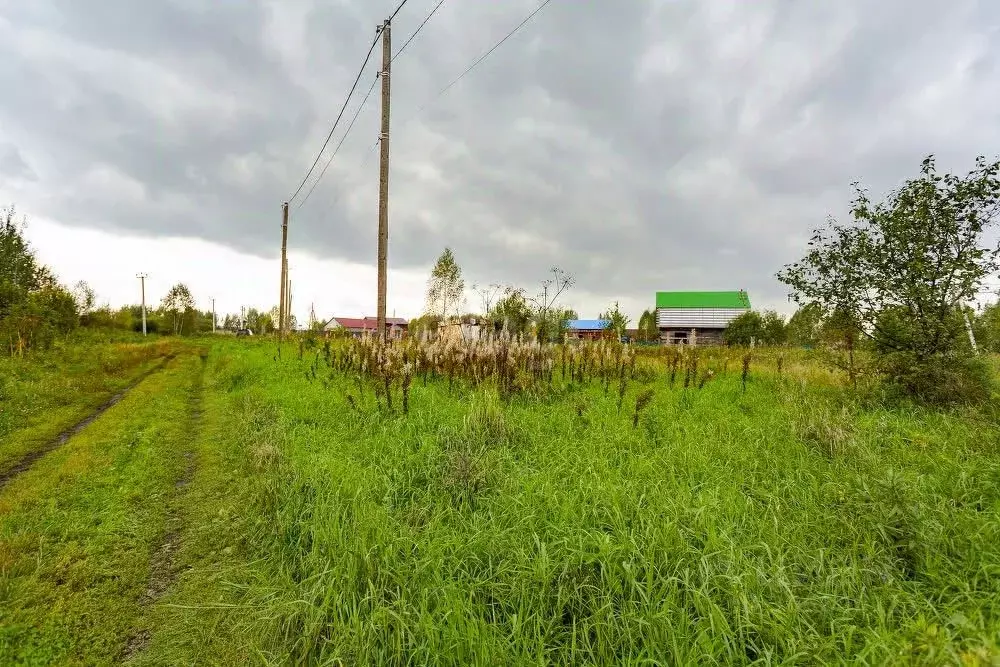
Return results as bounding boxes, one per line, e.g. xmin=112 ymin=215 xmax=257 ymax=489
xmin=760 ymin=310 xmax=787 ymax=345
xmin=778 ymin=156 xmax=1000 ymax=375
xmin=426 ymin=248 xmax=465 ymax=321
xmin=548 ymin=307 xmax=578 ymax=343
xmin=490 ymin=286 xmax=532 ymax=337
xmin=0 ymin=206 xmax=79 ymax=354
xmin=974 ymin=301 xmax=1000 ymax=353
xmin=408 ymin=313 xmax=442 ymax=340
xmin=723 ymin=311 xmax=763 ymax=346
xmin=71 ymin=280 xmax=96 ymax=321
xmin=161 ymin=283 xmax=195 ymax=335
xmin=472 ymin=282 xmax=502 ymax=317
xmin=528 ymin=267 xmax=574 ymax=343
xmin=637 ymin=309 xmax=658 ymax=342
xmin=259 ymin=312 xmax=275 ymax=334
xmin=786 ymin=302 xmax=823 ymax=347
xmin=600 ymin=301 xmax=630 ymax=341
xmin=0 ymin=206 xmax=40 ymax=320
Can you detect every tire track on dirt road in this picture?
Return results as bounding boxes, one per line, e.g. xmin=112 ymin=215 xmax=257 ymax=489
xmin=123 ymin=350 xmax=208 ymax=660
xmin=0 ymin=354 xmax=177 ymax=491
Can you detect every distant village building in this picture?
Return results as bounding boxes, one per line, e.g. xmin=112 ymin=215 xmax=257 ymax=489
xmin=655 ymin=291 xmax=750 ymax=345
xmin=323 ymin=316 xmax=408 ymax=340
xmin=565 ymin=319 xmax=613 ymax=341
xmin=437 ymin=318 xmax=483 ymax=342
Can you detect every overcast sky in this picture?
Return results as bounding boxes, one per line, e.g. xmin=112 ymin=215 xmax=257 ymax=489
xmin=3 ymin=0 xmax=1000 ymax=322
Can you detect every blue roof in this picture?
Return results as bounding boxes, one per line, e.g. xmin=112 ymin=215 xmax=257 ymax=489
xmin=566 ymin=319 xmax=610 ymax=331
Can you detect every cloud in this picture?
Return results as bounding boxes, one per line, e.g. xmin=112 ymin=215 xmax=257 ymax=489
xmin=0 ymin=143 xmax=35 ymax=180
xmin=2 ymin=0 xmax=1000 ymax=319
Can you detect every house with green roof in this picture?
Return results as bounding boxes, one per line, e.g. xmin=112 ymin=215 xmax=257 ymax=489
xmin=655 ymin=291 xmax=751 ymax=345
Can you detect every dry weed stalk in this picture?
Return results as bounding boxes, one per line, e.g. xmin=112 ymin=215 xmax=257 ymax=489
xmin=633 ymin=388 xmax=655 ymax=428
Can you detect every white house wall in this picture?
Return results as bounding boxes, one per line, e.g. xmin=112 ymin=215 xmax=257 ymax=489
xmin=656 ymin=308 xmax=748 ymax=328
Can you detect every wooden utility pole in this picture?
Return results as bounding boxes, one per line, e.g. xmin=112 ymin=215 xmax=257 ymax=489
xmin=136 ymin=273 xmax=148 ymax=336
xmin=279 ymin=202 xmax=289 ymax=339
xmin=376 ymin=19 xmax=391 ymax=343
xmin=211 ymin=297 xmax=216 ymax=332
xmin=287 ymin=276 xmax=293 ymax=331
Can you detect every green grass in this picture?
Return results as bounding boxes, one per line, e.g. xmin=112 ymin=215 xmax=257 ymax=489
xmin=0 ymin=352 xmax=203 ymax=665
xmin=141 ymin=340 xmax=1000 ymax=664
xmin=2 ymin=337 xmax=1000 ymax=664
xmin=0 ymin=335 xmax=180 ymax=474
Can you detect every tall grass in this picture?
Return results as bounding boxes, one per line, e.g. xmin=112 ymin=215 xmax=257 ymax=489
xmin=140 ymin=338 xmax=1000 ymax=664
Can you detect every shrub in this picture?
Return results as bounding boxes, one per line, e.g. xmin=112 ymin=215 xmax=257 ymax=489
xmin=880 ymin=353 xmax=994 ymax=406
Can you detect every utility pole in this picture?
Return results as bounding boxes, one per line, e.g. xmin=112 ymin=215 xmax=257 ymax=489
xmin=279 ymin=202 xmax=289 ymax=339
xmin=211 ymin=297 xmax=216 ymax=333
xmin=964 ymin=305 xmax=979 ymax=355
xmin=376 ymin=19 xmax=391 ymax=343
xmin=136 ymin=273 xmax=148 ymax=336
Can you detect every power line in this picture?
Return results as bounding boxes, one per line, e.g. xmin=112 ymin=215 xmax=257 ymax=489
xmin=296 ymin=72 xmax=381 ymax=211
xmin=392 ymin=0 xmax=447 ymax=63
xmin=408 ymin=0 xmax=555 ymax=120
xmin=288 ymin=29 xmax=382 ymax=204
xmin=389 ymin=0 xmax=413 ymax=22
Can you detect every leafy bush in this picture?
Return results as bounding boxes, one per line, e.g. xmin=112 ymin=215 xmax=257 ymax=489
xmin=880 ymin=353 xmax=994 ymax=406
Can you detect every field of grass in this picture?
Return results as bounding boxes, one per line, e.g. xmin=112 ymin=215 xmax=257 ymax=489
xmin=1 ymin=336 xmax=999 ymax=664
xmin=0 ymin=332 xmax=181 ymax=476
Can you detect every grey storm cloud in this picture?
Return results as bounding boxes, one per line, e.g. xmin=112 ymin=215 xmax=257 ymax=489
xmin=2 ymin=0 xmax=1000 ymax=314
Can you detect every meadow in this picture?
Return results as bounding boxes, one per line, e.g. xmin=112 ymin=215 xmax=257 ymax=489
xmin=1 ymin=335 xmax=999 ymax=665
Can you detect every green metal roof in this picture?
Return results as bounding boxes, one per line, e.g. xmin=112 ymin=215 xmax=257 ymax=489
xmin=655 ymin=291 xmax=751 ymax=309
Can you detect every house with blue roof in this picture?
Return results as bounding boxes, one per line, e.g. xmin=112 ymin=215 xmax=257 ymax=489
xmin=565 ymin=319 xmax=612 ymax=341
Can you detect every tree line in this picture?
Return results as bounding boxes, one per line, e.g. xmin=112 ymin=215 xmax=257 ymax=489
xmin=0 ymin=204 xmax=289 ymax=354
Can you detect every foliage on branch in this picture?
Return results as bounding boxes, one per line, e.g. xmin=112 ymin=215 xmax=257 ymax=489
xmin=778 ymin=155 xmax=1000 ymax=402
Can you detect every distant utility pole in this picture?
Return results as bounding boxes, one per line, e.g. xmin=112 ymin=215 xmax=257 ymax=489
xmin=964 ymin=304 xmax=979 ymax=355
xmin=376 ymin=18 xmax=391 ymax=343
xmin=279 ymin=202 xmax=289 ymax=339
xmin=287 ymin=278 xmax=293 ymax=331
xmin=136 ymin=273 xmax=148 ymax=336
xmin=211 ymin=297 xmax=216 ymax=333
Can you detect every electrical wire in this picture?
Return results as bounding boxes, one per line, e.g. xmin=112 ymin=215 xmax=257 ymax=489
xmin=389 ymin=0 xmax=412 ymax=22
xmin=288 ymin=29 xmax=382 ymax=204
xmin=408 ymin=0 xmax=554 ymax=120
xmin=392 ymin=0 xmax=447 ymax=63
xmin=326 ymin=139 xmax=381 ymax=213
xmin=296 ymin=72 xmax=381 ymax=211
